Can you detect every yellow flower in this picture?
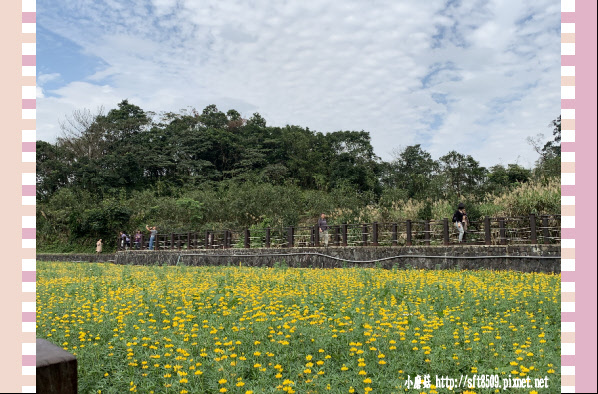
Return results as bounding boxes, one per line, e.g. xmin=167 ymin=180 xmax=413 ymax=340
xmin=237 ymin=381 xmax=245 ymax=386
xmin=363 ymin=378 xmax=372 ymax=384
xmin=218 ymin=379 xmax=227 ymax=384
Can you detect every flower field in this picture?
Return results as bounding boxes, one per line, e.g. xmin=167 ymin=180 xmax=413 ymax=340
xmin=37 ymin=262 xmax=561 ymax=393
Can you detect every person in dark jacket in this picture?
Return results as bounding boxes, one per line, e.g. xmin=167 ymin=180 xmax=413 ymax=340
xmin=452 ymin=203 xmax=466 ymax=243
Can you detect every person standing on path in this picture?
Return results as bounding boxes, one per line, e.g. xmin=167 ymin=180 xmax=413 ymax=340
xmin=96 ymin=239 xmax=102 ymax=254
xmin=461 ymin=208 xmax=469 ymax=242
xmin=318 ymin=213 xmax=329 ymax=247
xmin=452 ymin=203 xmax=466 ymax=243
xmin=146 ymin=225 xmax=157 ymax=250
xmin=134 ymin=230 xmax=142 ymax=249
xmin=119 ymin=231 xmax=125 ymax=250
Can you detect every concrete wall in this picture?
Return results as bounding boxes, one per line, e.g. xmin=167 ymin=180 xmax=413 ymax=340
xmin=36 ymin=254 xmax=116 ymax=263
xmin=37 ymin=245 xmax=560 ymax=273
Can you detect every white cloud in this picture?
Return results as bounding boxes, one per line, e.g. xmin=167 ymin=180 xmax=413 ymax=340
xmin=38 ymin=72 xmax=61 ymax=85
xmin=36 ymin=0 xmax=560 ymax=168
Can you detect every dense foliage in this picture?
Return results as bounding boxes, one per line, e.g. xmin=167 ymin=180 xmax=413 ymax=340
xmin=37 ymin=101 xmax=560 ymax=252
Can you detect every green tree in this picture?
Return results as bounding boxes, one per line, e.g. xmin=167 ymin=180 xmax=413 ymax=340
xmin=326 ymin=131 xmax=381 ymax=194
xmin=527 ymin=115 xmax=561 ymax=180
xmin=199 ymin=104 xmax=228 ymax=129
xmin=438 ymin=151 xmax=487 ymax=198
xmin=36 ymin=141 xmax=72 ymax=201
xmin=487 ymin=164 xmax=532 ymax=192
xmin=385 ymin=145 xmax=438 ymax=199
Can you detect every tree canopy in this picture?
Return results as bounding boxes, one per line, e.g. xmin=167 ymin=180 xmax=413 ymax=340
xmin=36 ymin=100 xmax=560 ymax=251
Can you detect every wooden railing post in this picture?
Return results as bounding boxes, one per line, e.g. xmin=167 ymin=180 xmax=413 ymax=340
xmin=424 ymin=220 xmax=431 ymax=246
xmin=37 ymin=338 xmax=78 ymax=394
xmin=341 ymin=223 xmax=348 ymax=246
xmin=122 ymin=215 xmax=561 ymax=251
xmin=314 ymin=225 xmax=320 ymax=247
xmin=542 ymin=215 xmax=550 ymax=244
xmin=244 ymin=228 xmax=250 ymax=248
xmin=529 ymin=214 xmax=537 ymax=244
xmin=287 ymin=226 xmax=294 ymax=248
xmin=499 ymin=218 xmax=506 ymax=245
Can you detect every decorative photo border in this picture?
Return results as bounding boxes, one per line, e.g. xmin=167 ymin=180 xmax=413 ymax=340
xmin=560 ymin=1 xmax=576 ymax=392
xmin=21 ymin=0 xmax=38 ymax=392
xmin=0 ymin=0 xmax=596 ymax=392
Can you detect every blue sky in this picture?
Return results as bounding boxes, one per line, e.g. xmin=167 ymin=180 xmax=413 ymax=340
xmin=36 ymin=0 xmax=561 ymax=168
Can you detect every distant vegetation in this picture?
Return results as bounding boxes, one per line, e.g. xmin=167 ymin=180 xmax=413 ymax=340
xmin=36 ymin=100 xmax=561 ymax=252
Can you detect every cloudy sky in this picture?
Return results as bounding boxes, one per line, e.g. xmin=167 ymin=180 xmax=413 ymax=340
xmin=37 ymin=0 xmax=561 ymax=168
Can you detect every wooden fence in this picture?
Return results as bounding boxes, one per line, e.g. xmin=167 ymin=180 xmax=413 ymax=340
xmin=117 ymin=214 xmax=560 ymax=251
